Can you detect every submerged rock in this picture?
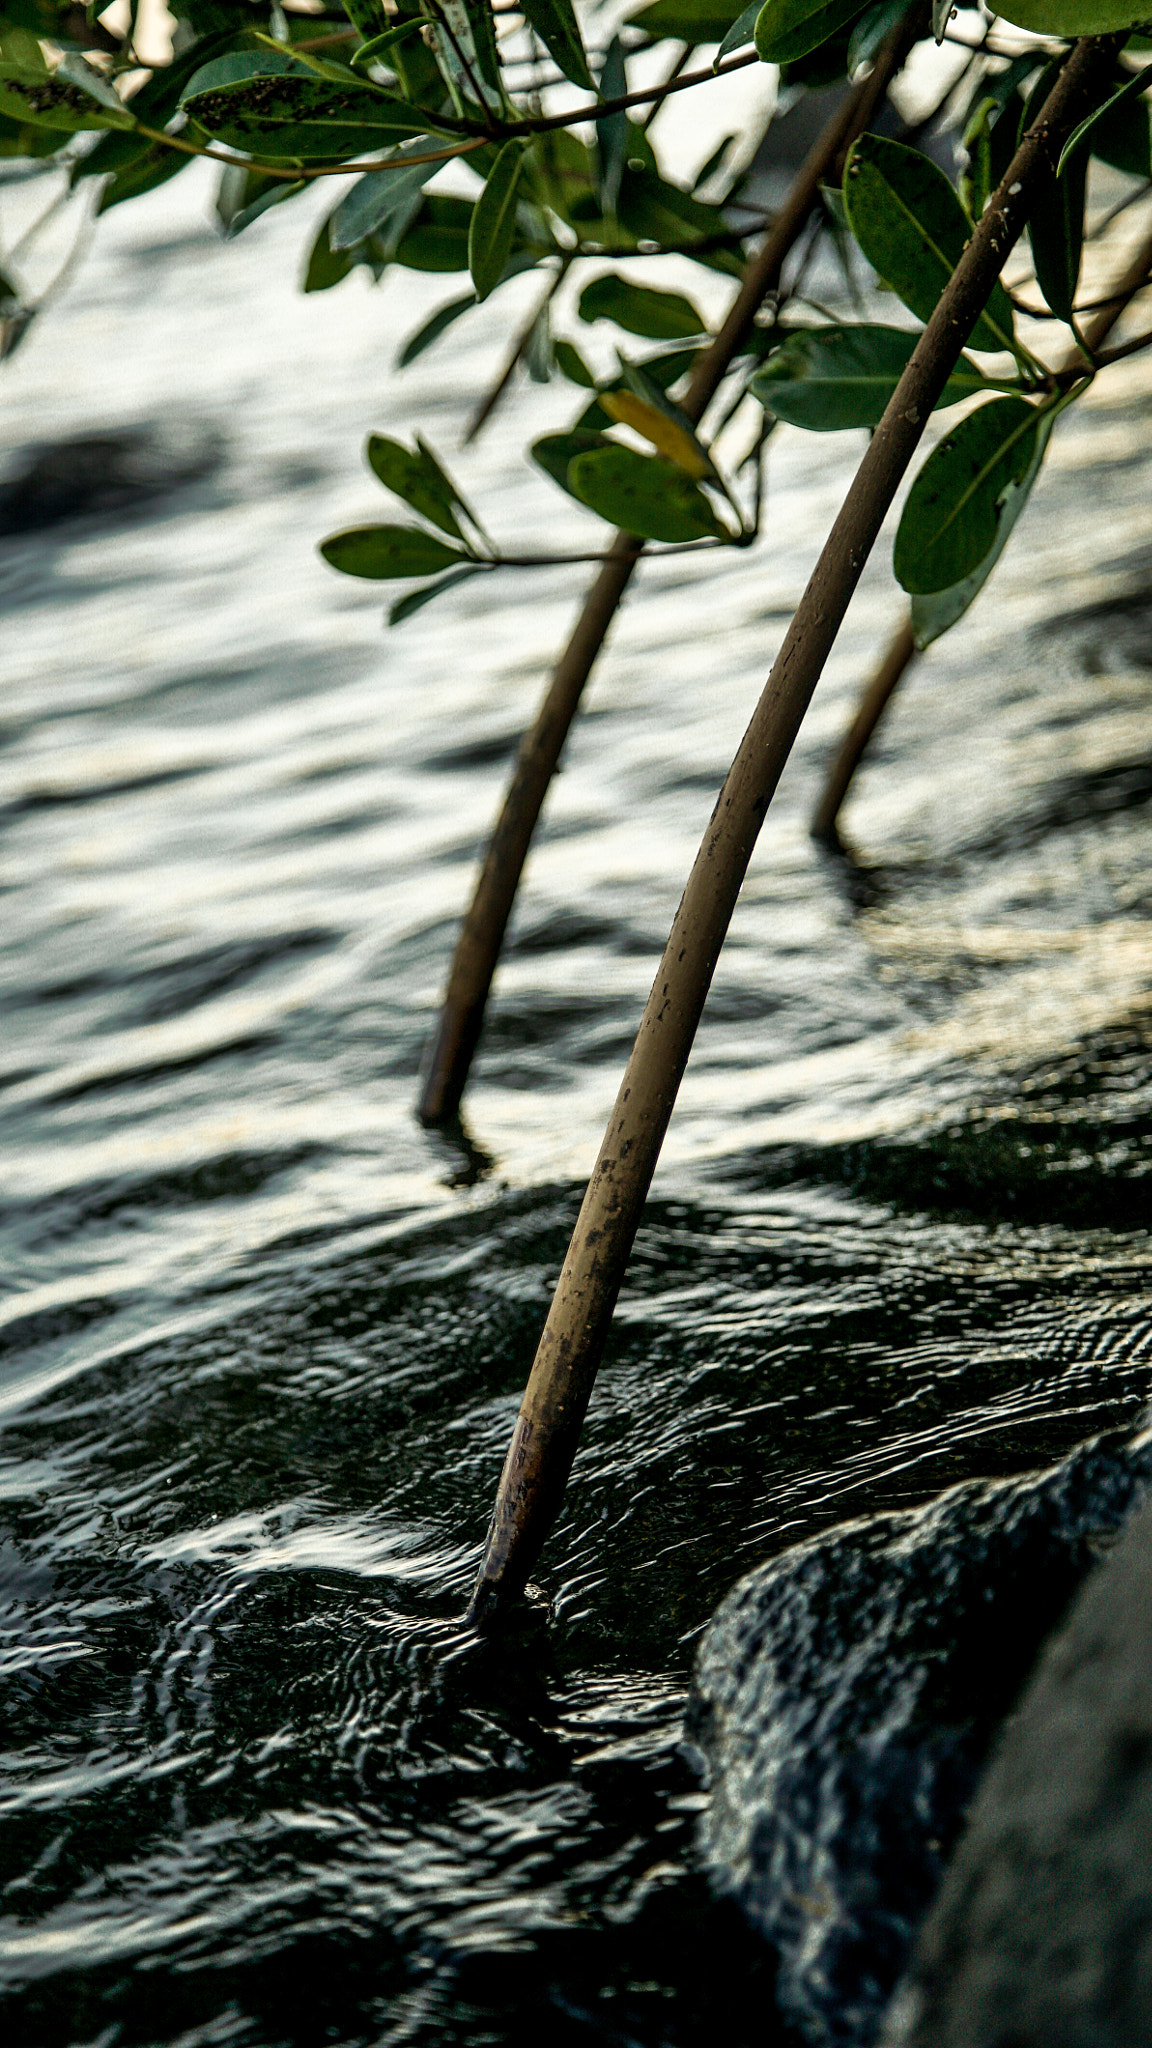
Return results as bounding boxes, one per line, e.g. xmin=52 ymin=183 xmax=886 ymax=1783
xmin=0 ymin=422 xmax=223 ymax=536
xmin=686 ymin=1426 xmax=1152 ymax=2048
xmin=883 ymin=1487 xmax=1152 ymax=2048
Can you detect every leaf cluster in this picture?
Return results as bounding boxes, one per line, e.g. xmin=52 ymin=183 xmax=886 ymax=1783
xmin=2 ymin=0 xmax=1150 ymax=638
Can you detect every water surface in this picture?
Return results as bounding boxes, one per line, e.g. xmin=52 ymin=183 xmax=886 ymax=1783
xmin=1 ymin=166 xmax=1151 ymax=2047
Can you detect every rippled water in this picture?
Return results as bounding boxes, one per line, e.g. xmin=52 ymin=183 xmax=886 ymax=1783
xmin=2 ymin=163 xmax=1151 ymax=2047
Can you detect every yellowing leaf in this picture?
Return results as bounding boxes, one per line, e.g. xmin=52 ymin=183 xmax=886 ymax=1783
xmin=600 ymin=391 xmax=711 ymax=477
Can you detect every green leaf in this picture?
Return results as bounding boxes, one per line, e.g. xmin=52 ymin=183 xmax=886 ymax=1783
xmin=303 ymin=213 xmax=357 ymax=292
xmin=468 ymin=140 xmax=526 ymax=300
xmin=0 ymin=62 xmax=135 ymax=132
xmin=595 ymin=36 xmax=627 ymax=211
xmin=217 ymin=165 xmax=306 ymax=237
xmin=388 ymin=563 xmax=488 ymax=625
xmin=909 ymin=406 xmax=1056 ymax=646
xmin=554 ymin=338 xmax=595 ymax=386
xmin=393 ymin=195 xmax=475 ymax=271
xmin=629 ymin=0 xmax=748 ymax=37
xmin=0 ymin=105 xmax=65 ymax=157
xmin=340 ymin=0 xmax=392 ymax=40
xmin=350 ymin=20 xmax=425 ymax=72
xmin=614 ymin=161 xmax=736 ymax=269
xmin=445 ymin=0 xmax=503 ymax=100
xmin=578 ymin=273 xmax=705 ymax=339
xmin=843 ymin=133 xmax=1015 ymax=357
xmin=520 ymin=0 xmax=594 ymax=90
xmin=182 ymin=68 xmax=437 ymax=159
xmin=1057 ymin=60 xmax=1152 ymax=175
xmin=753 ymin=0 xmax=863 ymax=66
xmin=893 ymin=395 xmax=1042 ymax=596
xmin=80 ymin=132 xmax=191 ymax=210
xmin=1029 ymin=141 xmax=1086 ymax=323
xmin=531 ymin=427 xmax=612 ymax=492
xmin=995 ymin=0 xmax=1152 ymax=32
xmin=330 ymin=142 xmax=439 ymax=251
xmin=366 ymin=435 xmax=466 ymax=539
xmin=320 ymin=524 xmax=469 ymax=579
xmin=1090 ymin=73 xmax=1152 ymax=174
xmin=751 ymin=324 xmax=993 ymax=431
xmin=849 ymin=0 xmax=908 ymax=67
xmin=714 ymin=0 xmax=760 ymax=60
xmin=396 ymin=288 xmax=477 ymax=362
xmin=567 ymin=445 xmax=727 ymax=541
xmin=181 ymin=49 xmax=301 ymax=95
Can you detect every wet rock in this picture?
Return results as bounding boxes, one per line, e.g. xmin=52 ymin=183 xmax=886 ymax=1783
xmin=686 ymin=1426 xmax=1152 ymax=2048
xmin=0 ymin=422 xmax=224 ymax=536
xmin=882 ymin=1487 xmax=1152 ymax=2048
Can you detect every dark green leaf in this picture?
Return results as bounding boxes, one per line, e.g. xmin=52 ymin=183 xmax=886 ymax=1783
xmin=388 ymin=563 xmax=488 ymax=625
xmin=468 ymin=139 xmax=526 ymax=300
xmin=751 ymin=323 xmax=992 ymax=431
xmin=692 ymin=131 xmax=739 ymax=187
xmin=366 ymin=434 xmax=466 ymax=539
xmin=849 ymin=0 xmax=908 ymax=68
xmin=182 ymin=68 xmax=437 ymax=159
xmin=320 ymin=523 xmax=469 ymax=579
xmin=578 ymin=273 xmax=705 ymax=338
xmin=350 ymin=19 xmax=425 ymax=71
xmin=303 ymin=213 xmax=357 ymax=292
xmin=217 ymin=165 xmax=306 ymax=237
xmin=0 ymin=63 xmax=134 ymax=132
xmin=567 ymin=444 xmax=727 ymax=541
xmin=554 ymin=338 xmax=595 ymax=386
xmin=331 ymin=143 xmax=439 ymax=251
xmin=908 ymin=405 xmax=1055 ymax=645
xmin=1058 ymin=60 xmax=1151 ymax=175
xmin=843 ymin=133 xmax=1015 ymax=356
xmin=86 ymin=136 xmax=190 ymax=210
xmin=181 ymin=49 xmax=301 ymax=95
xmin=1091 ymin=78 xmax=1152 ymax=176
xmin=520 ymin=0 xmax=594 ymax=89
xmin=754 ymin=0 xmax=863 ymax=66
xmin=393 ymin=194 xmax=475 ymax=271
xmin=628 ymin=0 xmax=748 ymax=38
xmin=1028 ymin=141 xmax=1086 ymax=323
xmin=340 ymin=0 xmax=392 ymax=40
xmin=995 ymin=0 xmax=1151 ymax=32
xmin=531 ymin=428 xmax=612 ymax=492
xmin=614 ymin=161 xmax=736 ymax=267
xmin=396 ymin=289 xmax=477 ymax=363
xmin=595 ymin=35 xmax=627 ymax=212
xmin=959 ymin=88 xmax=1022 ymax=221
xmin=457 ymin=0 xmax=502 ymax=95
xmin=73 ymin=31 xmax=232 ymax=185
xmin=893 ymin=394 xmax=1042 ymax=596
xmin=714 ymin=0 xmax=760 ymax=61
xmin=0 ymin=105 xmax=65 ymax=156
xmin=778 ymin=24 xmax=852 ymax=84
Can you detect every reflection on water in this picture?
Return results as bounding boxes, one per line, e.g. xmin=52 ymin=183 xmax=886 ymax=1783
xmin=0 ymin=165 xmax=1150 ymax=2045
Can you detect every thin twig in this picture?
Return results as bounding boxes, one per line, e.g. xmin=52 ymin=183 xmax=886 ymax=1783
xmin=464 ymin=262 xmax=567 ymax=443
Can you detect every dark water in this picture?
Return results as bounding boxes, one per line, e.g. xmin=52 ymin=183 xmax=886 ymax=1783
xmin=1 ymin=165 xmax=1151 ymax=2047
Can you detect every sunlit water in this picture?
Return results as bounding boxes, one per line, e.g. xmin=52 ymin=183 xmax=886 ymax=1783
xmin=1 ymin=162 xmax=1151 ymax=2047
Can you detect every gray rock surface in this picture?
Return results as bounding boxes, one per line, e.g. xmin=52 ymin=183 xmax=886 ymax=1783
xmin=687 ymin=1427 xmax=1152 ymax=2048
xmin=882 ymin=1485 xmax=1152 ymax=2048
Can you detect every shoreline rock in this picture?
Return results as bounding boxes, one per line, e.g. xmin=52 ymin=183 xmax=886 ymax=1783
xmin=687 ymin=1425 xmax=1152 ymax=2047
